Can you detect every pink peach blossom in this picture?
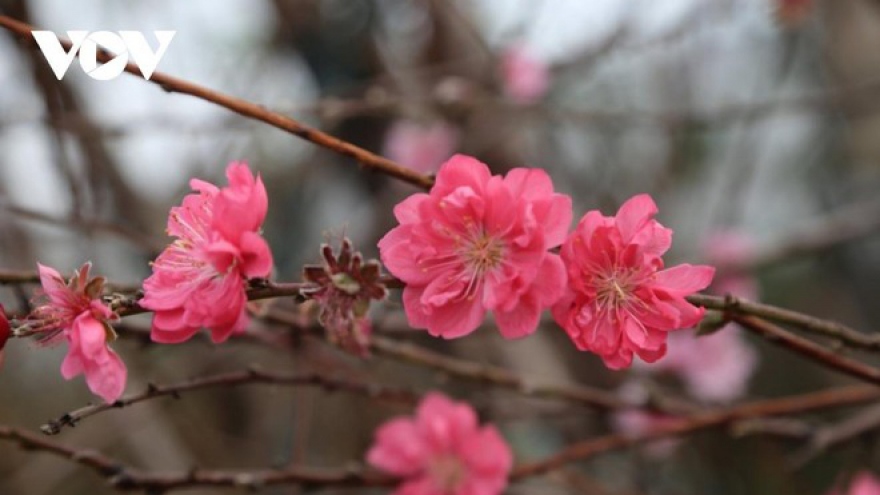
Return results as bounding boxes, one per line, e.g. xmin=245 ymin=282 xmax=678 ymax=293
xmin=141 ymin=162 xmax=273 ymax=344
xmin=500 ymin=44 xmax=550 ymax=104
xmin=384 ymin=120 xmax=459 ymax=175
xmin=829 ymin=471 xmax=880 ymax=495
xmin=31 ymin=263 xmax=126 ymax=403
xmin=552 ymin=194 xmax=715 ymax=369
xmin=379 ymin=154 xmax=572 ymax=339
xmin=367 ymin=392 xmax=512 ymax=495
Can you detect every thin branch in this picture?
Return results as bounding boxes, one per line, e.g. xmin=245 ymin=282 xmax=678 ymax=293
xmin=1 ymin=201 xmax=165 ymax=252
xmin=689 ymin=294 xmax=880 ymax=352
xmin=371 ymin=335 xmax=634 ymax=412
xmin=730 ymin=314 xmax=880 ymax=386
xmin=510 ymin=384 xmax=880 ymax=479
xmin=0 ymin=424 xmax=395 ymax=491
xmin=41 ymin=368 xmax=420 ymax=435
xmin=5 ymin=384 xmax=879 ymax=491
xmin=0 ymin=15 xmax=434 ymax=191
xmin=789 ymin=402 xmax=880 ymax=467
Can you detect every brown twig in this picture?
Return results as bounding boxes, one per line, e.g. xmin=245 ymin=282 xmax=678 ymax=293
xmin=41 ymin=367 xmax=420 ymax=435
xmin=688 ymin=294 xmax=880 ymax=352
xmin=789 ymin=402 xmax=880 ymax=467
xmin=510 ymin=384 xmax=880 ymax=479
xmin=5 ymin=384 xmax=879 ymax=491
xmin=0 ymin=15 xmax=434 ymax=191
xmin=730 ymin=314 xmax=880 ymax=386
xmin=0 ymin=424 xmax=395 ymax=491
xmin=0 ymin=201 xmax=164 ymax=252
xmin=371 ymin=335 xmax=630 ymax=412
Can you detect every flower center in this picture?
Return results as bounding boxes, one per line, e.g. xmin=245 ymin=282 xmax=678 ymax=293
xmin=594 ymin=268 xmax=638 ymax=313
xmin=429 ymin=455 xmax=467 ymax=493
xmin=464 ymin=233 xmax=504 ymax=274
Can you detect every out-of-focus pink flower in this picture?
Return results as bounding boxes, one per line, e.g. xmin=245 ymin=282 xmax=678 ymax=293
xmin=379 ymin=154 xmax=572 ymax=339
xmin=703 ymin=230 xmax=759 ymax=301
xmin=500 ymin=44 xmax=550 ymax=104
xmin=642 ymin=328 xmax=757 ymax=402
xmin=552 ymin=194 xmax=715 ymax=369
xmin=611 ymin=382 xmax=680 ymax=458
xmin=367 ymin=392 xmax=512 ymax=495
xmin=141 ymin=162 xmax=273 ymax=344
xmin=31 ymin=263 xmax=126 ymax=403
xmin=0 ymin=306 xmax=9 ymax=369
xmin=829 ymin=471 xmax=880 ymax=495
xmin=384 ymin=120 xmax=459 ymax=175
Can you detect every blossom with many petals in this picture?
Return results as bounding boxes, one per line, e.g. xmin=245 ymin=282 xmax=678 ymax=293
xmin=141 ymin=162 xmax=273 ymax=344
xmin=379 ymin=154 xmax=572 ymax=339
xmin=552 ymin=194 xmax=715 ymax=369
xmin=384 ymin=120 xmax=459 ymax=175
xmin=31 ymin=263 xmax=126 ymax=403
xmin=368 ymin=392 xmax=512 ymax=495
xmin=829 ymin=471 xmax=880 ymax=495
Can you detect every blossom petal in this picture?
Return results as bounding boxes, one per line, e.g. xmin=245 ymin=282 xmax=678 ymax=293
xmin=653 ymin=264 xmax=716 ymax=295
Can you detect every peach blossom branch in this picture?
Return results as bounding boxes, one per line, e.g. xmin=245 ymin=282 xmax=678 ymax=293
xmin=4 ymin=385 xmax=877 ymax=491
xmin=41 ymin=367 xmax=419 ymax=435
xmin=689 ymin=294 xmax=880 ymax=351
xmin=730 ymin=314 xmax=880 ymax=385
xmin=510 ymin=384 xmax=880 ymax=479
xmin=0 ymin=15 xmax=434 ymax=191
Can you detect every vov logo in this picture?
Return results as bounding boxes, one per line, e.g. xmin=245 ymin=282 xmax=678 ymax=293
xmin=32 ymin=30 xmax=175 ymax=81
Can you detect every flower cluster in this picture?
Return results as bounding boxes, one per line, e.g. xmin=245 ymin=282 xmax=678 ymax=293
xmin=30 ymin=263 xmax=126 ymax=403
xmin=368 ymin=392 xmax=512 ymax=495
xmin=381 ymin=156 xmax=715 ymax=369
xmin=140 ymin=162 xmax=273 ymax=344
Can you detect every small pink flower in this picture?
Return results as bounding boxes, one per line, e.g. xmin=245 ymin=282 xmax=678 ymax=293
xmin=31 ymin=263 xmax=126 ymax=403
xmin=141 ymin=162 xmax=273 ymax=344
xmin=500 ymin=44 xmax=550 ymax=104
xmin=829 ymin=471 xmax=880 ymax=495
xmin=552 ymin=194 xmax=715 ymax=369
xmin=368 ymin=392 xmax=512 ymax=495
xmin=384 ymin=120 xmax=460 ymax=175
xmin=379 ymin=154 xmax=572 ymax=339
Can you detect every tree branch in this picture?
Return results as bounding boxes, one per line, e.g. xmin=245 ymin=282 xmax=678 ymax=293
xmin=0 ymin=15 xmax=434 ymax=190
xmin=41 ymin=368 xmax=420 ymax=435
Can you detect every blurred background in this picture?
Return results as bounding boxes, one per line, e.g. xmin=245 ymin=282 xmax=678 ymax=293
xmin=3 ymin=0 xmax=880 ymax=493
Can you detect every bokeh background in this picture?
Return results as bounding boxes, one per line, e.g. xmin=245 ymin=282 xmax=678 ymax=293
xmin=2 ymin=0 xmax=880 ymax=493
